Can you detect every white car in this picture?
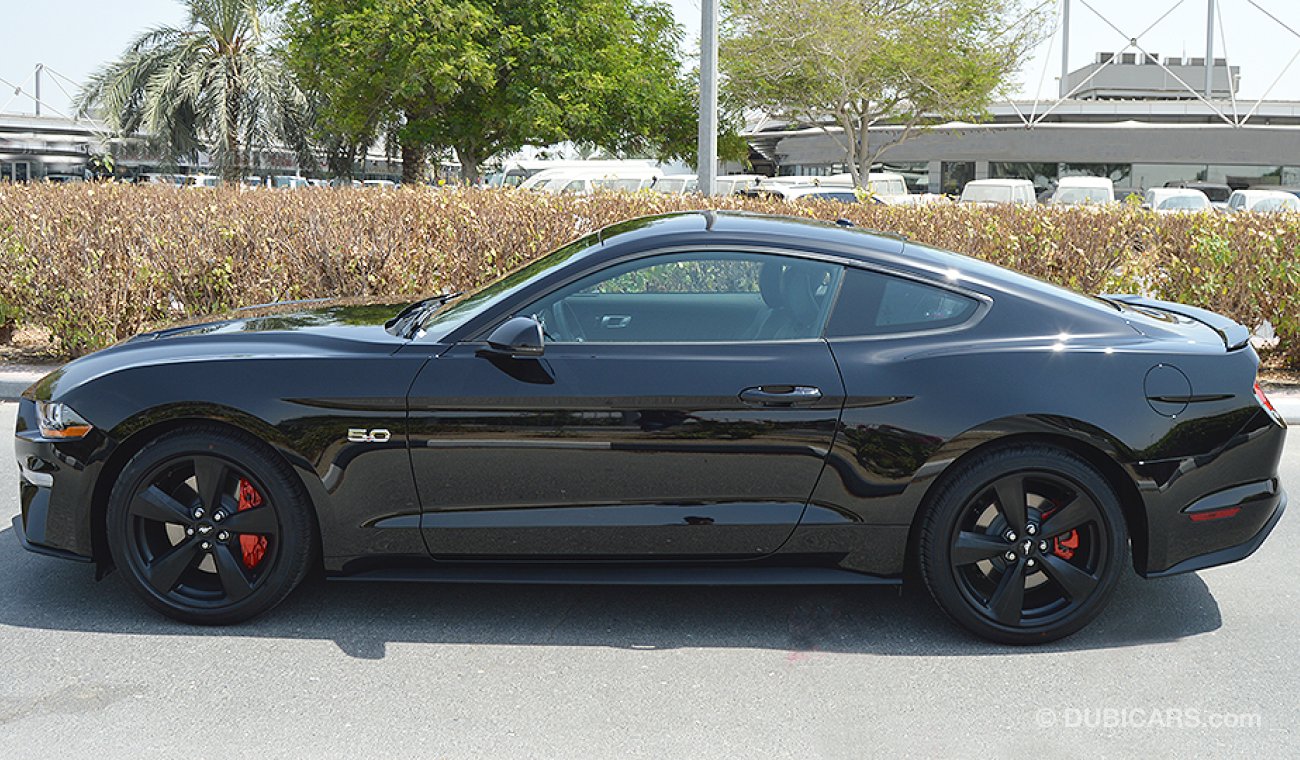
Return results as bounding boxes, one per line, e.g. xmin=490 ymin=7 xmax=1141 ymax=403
xmin=1226 ymin=189 xmax=1300 ymax=213
xmin=959 ymin=179 xmax=1037 ymax=206
xmin=185 ymin=174 xmax=221 ymax=188
xmin=757 ymin=172 xmax=911 ymax=203
xmin=1144 ymin=188 xmax=1212 ymax=213
xmin=1050 ymin=176 xmax=1115 ymax=206
xmin=362 ymin=179 xmax=398 ymax=190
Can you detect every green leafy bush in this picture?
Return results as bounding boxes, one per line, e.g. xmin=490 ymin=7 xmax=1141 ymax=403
xmin=1 ymin=184 xmax=1298 ymax=364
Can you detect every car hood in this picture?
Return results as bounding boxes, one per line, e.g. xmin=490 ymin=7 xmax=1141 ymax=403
xmin=25 ymin=298 xmax=413 ymax=401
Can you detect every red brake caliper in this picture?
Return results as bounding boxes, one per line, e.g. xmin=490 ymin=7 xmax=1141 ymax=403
xmin=237 ymin=478 xmax=268 ymax=569
xmin=1053 ymin=530 xmax=1080 ymax=560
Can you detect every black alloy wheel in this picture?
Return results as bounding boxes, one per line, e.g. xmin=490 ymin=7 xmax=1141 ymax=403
xmin=919 ymin=445 xmax=1127 ymax=644
xmin=107 ymin=427 xmax=316 ymax=625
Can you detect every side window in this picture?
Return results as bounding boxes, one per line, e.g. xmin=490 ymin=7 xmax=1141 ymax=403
xmin=825 ymin=268 xmax=980 ymax=338
xmin=519 ymin=252 xmax=842 ymax=343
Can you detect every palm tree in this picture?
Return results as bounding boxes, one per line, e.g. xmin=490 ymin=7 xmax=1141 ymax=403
xmin=76 ymin=0 xmax=311 ymax=181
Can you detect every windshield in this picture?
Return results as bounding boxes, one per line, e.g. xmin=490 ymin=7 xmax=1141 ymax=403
xmin=1158 ymin=195 xmax=1209 ymax=210
xmin=1054 ymin=187 xmax=1111 ymax=205
xmin=1250 ymin=195 xmax=1300 ymax=212
xmin=962 ymin=186 xmax=1011 ymax=203
xmin=416 ymin=233 xmax=600 ymax=341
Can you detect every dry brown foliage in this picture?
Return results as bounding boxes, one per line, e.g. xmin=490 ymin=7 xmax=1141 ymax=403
xmin=2 ymin=184 xmax=1298 ymax=363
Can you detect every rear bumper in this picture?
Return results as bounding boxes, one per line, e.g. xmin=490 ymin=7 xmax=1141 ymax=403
xmin=1143 ymin=486 xmax=1286 ymax=578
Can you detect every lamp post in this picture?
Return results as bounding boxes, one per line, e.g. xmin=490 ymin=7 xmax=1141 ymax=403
xmin=698 ymin=0 xmax=719 ymax=196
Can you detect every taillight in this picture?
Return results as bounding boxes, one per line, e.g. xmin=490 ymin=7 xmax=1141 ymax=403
xmin=1255 ymin=382 xmax=1286 ymax=427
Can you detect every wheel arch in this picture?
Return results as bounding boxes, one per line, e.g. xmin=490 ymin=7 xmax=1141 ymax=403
xmin=90 ymin=406 xmax=328 ymax=571
xmin=902 ymin=424 xmax=1149 ymax=581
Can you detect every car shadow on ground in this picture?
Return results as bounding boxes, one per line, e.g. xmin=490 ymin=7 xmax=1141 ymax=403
xmin=0 ymin=527 xmax=1221 ymax=660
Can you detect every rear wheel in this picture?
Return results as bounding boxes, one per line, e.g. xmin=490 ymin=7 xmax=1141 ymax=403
xmin=106 ymin=427 xmax=316 ymax=625
xmin=919 ymin=445 xmax=1127 ymax=644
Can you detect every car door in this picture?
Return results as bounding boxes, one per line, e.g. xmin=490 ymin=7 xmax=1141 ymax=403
xmin=408 ymin=250 xmax=847 ymax=560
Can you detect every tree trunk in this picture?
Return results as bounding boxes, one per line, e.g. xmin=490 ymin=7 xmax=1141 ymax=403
xmin=456 ymin=145 xmax=481 ymax=186
xmin=400 ymin=141 xmax=428 ymax=186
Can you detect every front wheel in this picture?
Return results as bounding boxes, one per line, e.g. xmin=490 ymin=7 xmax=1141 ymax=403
xmin=106 ymin=427 xmax=316 ymax=625
xmin=918 ymin=445 xmax=1128 ymax=644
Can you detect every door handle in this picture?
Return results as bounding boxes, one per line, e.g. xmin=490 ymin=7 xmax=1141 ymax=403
xmin=600 ymin=314 xmax=631 ymax=329
xmin=739 ymin=385 xmax=823 ymax=406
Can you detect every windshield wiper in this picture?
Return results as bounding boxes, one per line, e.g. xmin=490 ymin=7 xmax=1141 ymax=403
xmin=385 ymin=292 xmax=462 ymax=338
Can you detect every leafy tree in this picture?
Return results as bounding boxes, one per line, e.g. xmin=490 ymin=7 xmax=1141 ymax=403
xmin=287 ymin=0 xmax=700 ymax=183
xmin=722 ymin=0 xmax=1048 ymax=187
xmin=76 ymin=0 xmax=312 ymax=182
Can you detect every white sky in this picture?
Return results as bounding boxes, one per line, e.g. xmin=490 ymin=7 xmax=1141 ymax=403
xmin=3 ymin=0 xmax=1300 ymax=117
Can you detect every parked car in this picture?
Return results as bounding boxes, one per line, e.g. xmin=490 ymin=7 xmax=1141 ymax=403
xmin=362 ymin=179 xmax=398 ymax=190
xmin=42 ymin=174 xmax=83 ymax=184
xmin=185 ymin=175 xmax=221 ymax=188
xmin=714 ymin=174 xmax=764 ymax=196
xmin=1050 ymin=176 xmax=1116 ymax=206
xmin=14 ymin=212 xmax=1286 ymax=644
xmin=1226 ymin=189 xmax=1300 ymax=213
xmin=1143 ymin=187 xmax=1212 ymax=213
xmin=139 ymin=173 xmax=185 ymax=187
xmin=524 ymin=167 xmax=662 ymax=195
xmin=651 ymin=175 xmax=698 ymax=195
xmin=758 ymin=172 xmax=912 ymax=204
xmin=1164 ymin=181 xmax=1232 ymax=211
xmin=959 ymin=179 xmax=1037 ymax=205
xmin=269 ymin=175 xmax=310 ymax=189
xmin=754 ymin=184 xmax=868 ymax=204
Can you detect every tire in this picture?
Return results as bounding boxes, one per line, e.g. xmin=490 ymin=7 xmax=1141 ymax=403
xmin=106 ymin=426 xmax=317 ymax=625
xmin=918 ymin=445 xmax=1128 ymax=645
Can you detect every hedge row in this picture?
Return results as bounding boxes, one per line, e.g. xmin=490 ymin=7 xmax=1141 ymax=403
xmin=2 ymin=184 xmax=1299 ymax=363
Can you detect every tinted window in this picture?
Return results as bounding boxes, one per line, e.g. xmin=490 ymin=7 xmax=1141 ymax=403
xmin=519 ymin=252 xmax=842 ymax=343
xmin=826 ymin=268 xmax=980 ymax=337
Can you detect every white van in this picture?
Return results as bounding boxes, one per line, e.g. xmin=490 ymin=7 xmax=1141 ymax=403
xmin=757 ymin=172 xmax=911 ymax=203
xmin=1051 ymin=176 xmax=1116 ymax=206
xmin=959 ymin=179 xmax=1036 ymax=205
xmin=528 ymin=166 xmax=663 ymax=195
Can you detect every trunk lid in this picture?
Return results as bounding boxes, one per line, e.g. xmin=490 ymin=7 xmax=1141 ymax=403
xmin=1103 ymin=294 xmax=1251 ymax=351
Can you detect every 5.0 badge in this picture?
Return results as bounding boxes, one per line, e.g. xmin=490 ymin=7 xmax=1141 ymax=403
xmin=347 ymin=428 xmax=392 ymax=443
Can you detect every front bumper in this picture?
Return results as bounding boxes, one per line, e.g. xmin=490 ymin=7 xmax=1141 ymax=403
xmin=10 ymin=514 xmax=92 ymax=562
xmin=13 ymin=397 xmax=106 ymax=562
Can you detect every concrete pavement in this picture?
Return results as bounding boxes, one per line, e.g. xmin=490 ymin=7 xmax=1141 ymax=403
xmin=0 ymin=401 xmax=1297 ymax=758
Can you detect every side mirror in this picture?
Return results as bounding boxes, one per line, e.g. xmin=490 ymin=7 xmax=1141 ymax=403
xmin=481 ymin=316 xmax=545 ymax=358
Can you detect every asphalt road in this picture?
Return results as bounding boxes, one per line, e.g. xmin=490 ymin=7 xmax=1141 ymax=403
xmin=0 ymin=401 xmax=1296 ymax=759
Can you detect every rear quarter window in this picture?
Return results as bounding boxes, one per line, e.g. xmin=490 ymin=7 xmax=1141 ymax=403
xmin=826 ymin=268 xmax=980 ymax=337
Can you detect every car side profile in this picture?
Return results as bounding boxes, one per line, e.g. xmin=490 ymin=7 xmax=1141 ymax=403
xmin=13 ymin=212 xmax=1287 ymax=644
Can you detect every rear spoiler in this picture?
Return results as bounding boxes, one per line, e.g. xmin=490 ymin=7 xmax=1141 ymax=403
xmin=1103 ymin=294 xmax=1251 ymax=351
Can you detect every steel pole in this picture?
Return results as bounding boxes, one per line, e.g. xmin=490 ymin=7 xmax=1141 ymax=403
xmin=1060 ymin=0 xmax=1071 ymax=98
xmin=34 ymin=63 xmax=41 ymax=116
xmin=698 ymin=0 xmax=719 ymax=196
xmin=1205 ymin=0 xmax=1216 ymax=97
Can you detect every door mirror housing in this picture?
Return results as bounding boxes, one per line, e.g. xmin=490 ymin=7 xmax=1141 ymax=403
xmin=481 ymin=316 xmax=545 ymax=358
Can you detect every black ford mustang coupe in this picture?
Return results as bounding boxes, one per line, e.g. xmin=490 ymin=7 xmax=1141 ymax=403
xmin=13 ymin=212 xmax=1287 ymax=643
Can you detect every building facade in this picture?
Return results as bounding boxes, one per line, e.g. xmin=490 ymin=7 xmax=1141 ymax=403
xmin=743 ymin=55 xmax=1300 ymax=197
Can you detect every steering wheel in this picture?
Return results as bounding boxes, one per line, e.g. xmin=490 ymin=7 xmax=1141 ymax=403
xmin=550 ymin=300 xmax=587 ymax=342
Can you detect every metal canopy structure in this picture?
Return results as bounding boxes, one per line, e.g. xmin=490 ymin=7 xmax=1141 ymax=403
xmin=1028 ymin=0 xmax=1300 ymax=128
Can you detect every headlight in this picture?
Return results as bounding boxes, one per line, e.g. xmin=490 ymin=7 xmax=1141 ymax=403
xmin=36 ymin=402 xmax=95 ymax=439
